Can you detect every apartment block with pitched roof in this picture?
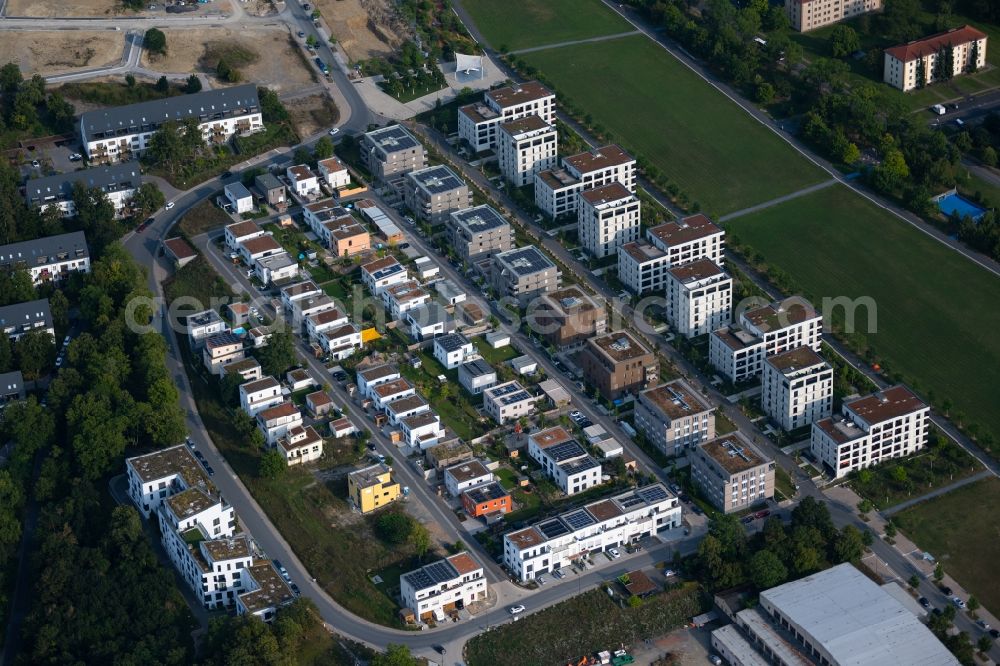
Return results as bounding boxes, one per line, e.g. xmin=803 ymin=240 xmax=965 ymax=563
xmin=884 ymin=26 xmax=987 ymax=91
xmin=534 ymin=144 xmax=636 ymax=219
xmin=786 ymin=0 xmax=882 ymax=32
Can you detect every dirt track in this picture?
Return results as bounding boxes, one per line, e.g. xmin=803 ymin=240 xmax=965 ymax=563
xmin=0 ymin=31 xmax=124 ymax=76
xmin=316 ymin=0 xmax=407 ymax=62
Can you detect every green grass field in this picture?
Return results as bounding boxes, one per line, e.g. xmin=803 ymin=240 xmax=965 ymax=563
xmin=731 ymin=185 xmax=1000 ymax=447
xmin=462 ymin=0 xmax=633 ymax=52
xmin=894 ymin=477 xmax=1000 ymax=615
xmin=520 ymin=36 xmax=827 ymax=215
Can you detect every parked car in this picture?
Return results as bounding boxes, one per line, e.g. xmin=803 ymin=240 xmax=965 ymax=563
xmin=297 ymin=30 xmax=305 ymax=38
xmin=30 ymin=160 xmax=39 ymax=168
xmin=508 ymin=604 xmax=525 ymax=615
xmin=952 ymin=596 xmax=967 ymax=609
xmin=976 ymin=619 xmax=990 ymax=631
xmin=569 ymin=410 xmax=583 ymax=421
xmin=663 ymin=569 xmax=676 ymax=577
xmin=68 ymin=153 xmax=82 ymax=161
xmin=164 ymin=201 xmax=175 ymax=210
xmin=608 ymin=548 xmax=621 ymax=559
xmin=989 ymin=629 xmax=999 ymax=639
xmin=194 ymin=450 xmax=206 ymax=462
xmin=328 ymin=127 xmax=340 ymax=136
xmin=918 ymin=597 xmax=930 ymax=608
xmin=290 ymin=583 xmax=300 ymax=595
xmin=940 ymin=586 xmax=954 ymax=596
xmin=553 ymin=569 xmax=565 ymax=579
xmin=205 ymin=465 xmax=215 ymax=476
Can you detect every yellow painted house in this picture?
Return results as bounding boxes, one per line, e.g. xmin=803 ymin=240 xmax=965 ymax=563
xmin=347 ymin=463 xmax=400 ymax=514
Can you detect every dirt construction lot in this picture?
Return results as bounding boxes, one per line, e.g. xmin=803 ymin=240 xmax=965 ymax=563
xmin=317 ymin=0 xmax=408 ymax=62
xmin=0 ymin=31 xmax=124 ymax=76
xmin=285 ymin=94 xmax=339 ymax=138
xmin=141 ymin=28 xmax=316 ymax=92
xmin=5 ymin=0 xmax=231 ymax=16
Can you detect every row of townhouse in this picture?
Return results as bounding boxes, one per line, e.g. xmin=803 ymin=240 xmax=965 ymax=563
xmin=224 ymin=221 xmax=299 ymax=286
xmin=527 ymin=426 xmax=602 ymax=496
xmin=0 ymin=231 xmax=91 ymax=285
xmin=125 ymin=445 xmax=293 ymax=622
xmin=618 ymin=214 xmax=725 ymax=296
xmin=356 ymin=363 xmax=446 ymax=449
xmin=0 ymin=298 xmax=54 ymax=342
xmin=284 ymin=158 xmax=351 ymax=197
xmin=502 ymin=483 xmax=681 ymax=582
xmin=302 ymin=200 xmax=371 ymax=256
xmin=25 ymin=162 xmax=141 ymax=218
xmin=277 ymin=277 xmax=364 ymax=360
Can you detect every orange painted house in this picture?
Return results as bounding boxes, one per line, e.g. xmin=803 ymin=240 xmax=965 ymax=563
xmin=460 ymin=481 xmax=511 ymax=518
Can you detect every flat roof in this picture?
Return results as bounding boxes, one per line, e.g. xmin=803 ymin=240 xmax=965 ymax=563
xmin=25 ymin=162 xmax=140 ymax=203
xmin=765 ymin=346 xmax=827 ymax=374
xmin=282 ymin=280 xmax=319 ymax=298
xmin=500 ymin=114 xmax=552 ymax=136
xmin=711 ymin=325 xmax=761 ymax=352
xmin=495 ymin=246 xmax=556 ymax=276
xmin=711 ymin=625 xmax=772 ymax=666
xmin=365 ymin=124 xmax=421 ymax=154
xmin=886 ymin=25 xmax=986 ymax=62
xmin=361 ymin=255 xmax=402 ymax=274
xmin=640 ymin=379 xmax=712 ymax=419
xmin=506 ymin=526 xmax=545 ymax=549
xmin=348 ymin=463 xmax=393 ymax=489
xmin=580 ymin=182 xmax=633 ymax=206
xmin=318 ymin=156 xmax=347 ymax=172
xmin=386 ymin=281 xmax=427 ymax=304
xmin=165 ymin=486 xmax=216 ymax=520
xmin=407 ymin=165 xmax=466 ymax=194
xmin=445 ymin=459 xmax=491 ymax=484
xmin=447 ymin=551 xmax=482 ymax=576
xmin=531 ymin=426 xmax=574 ymax=449
xmin=435 ymin=332 xmax=470 ymax=353
xmin=761 ymin=563 xmax=959 ymax=666
xmin=225 ymin=181 xmax=252 ymax=200
xmin=239 ymin=560 xmax=293 ymax=613
xmin=648 ymin=214 xmax=723 ymax=248
xmin=241 ymin=375 xmax=280 ymax=393
xmin=460 ymin=358 xmax=495 ymax=378
xmin=536 ymin=167 xmax=579 ymax=190
xmin=484 ymin=380 xmax=533 ymax=405
xmin=563 ymin=144 xmax=633 ymax=174
xmin=699 ymin=432 xmax=770 ymax=474
xmin=327 ymin=222 xmax=368 ymax=240
xmin=463 ymin=480 xmax=508 ymax=504
xmin=846 ymin=385 xmax=927 ymax=425
xmin=458 ymin=102 xmax=499 ymax=124
xmin=486 ymin=80 xmax=553 ymax=108
xmin=127 ymin=444 xmax=209 ymax=487
xmin=226 ymin=220 xmax=261 ymax=238
xmin=373 ymin=377 xmax=413 ymax=398
xmin=589 ymin=330 xmax=651 ymax=363
xmin=621 ymin=241 xmax=667 ymax=263
xmin=585 ymin=498 xmax=623 ymax=522
xmin=451 ymin=204 xmax=509 ymax=234
xmin=255 ymin=172 xmax=283 ymax=191
xmin=667 ymin=258 xmax=725 ymax=283
xmin=743 ymin=298 xmax=818 ymax=333
xmin=205 ymin=331 xmax=243 ymax=349
xmin=306 ymin=390 xmax=333 ymax=406
xmin=202 ymin=535 xmax=250 ymax=563
xmin=308 ymin=308 xmax=346 ymax=326
xmin=385 ymin=394 xmax=427 ymax=415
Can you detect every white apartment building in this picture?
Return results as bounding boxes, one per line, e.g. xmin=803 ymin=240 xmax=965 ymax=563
xmin=458 ymin=81 xmax=555 ymax=152
xmin=578 ymin=182 xmax=640 ymax=259
xmin=406 ymin=302 xmax=453 ymax=341
xmin=290 ymin=294 xmax=336 ymax=329
xmin=665 ymin=259 xmax=733 ymax=338
xmin=254 ymin=252 xmax=298 ymax=286
xmin=443 ymin=459 xmax=494 ymax=497
xmin=126 ymin=444 xmax=211 ymax=519
xmin=0 ymin=299 xmax=54 ymax=342
xmin=383 ymin=280 xmax=431 ymax=320
xmin=361 ymin=256 xmax=408 ymax=296
xmin=710 ymin=297 xmax=823 ymax=383
xmin=483 ymin=380 xmax=537 ymax=423
xmin=634 ymin=380 xmax=715 ymax=457
xmin=811 ymin=385 xmax=929 ymax=478
xmin=280 ymin=280 xmax=321 ymax=312
xmin=25 ymin=162 xmax=140 ymax=218
xmin=239 ymin=376 xmax=284 ymax=416
xmin=400 ymin=552 xmax=487 ymax=623
xmin=356 ymin=364 xmax=401 ymax=401
xmin=691 ymin=432 xmax=775 ymax=514
xmin=385 ymin=394 xmax=430 ymax=426
xmin=884 ymin=26 xmax=988 ymax=92
xmin=256 ymin=401 xmax=304 ymax=445
xmin=286 ymin=164 xmax=320 ymax=197
xmin=0 ymin=231 xmax=91 ymax=285
xmin=459 ymin=358 xmax=497 ymax=395
xmin=224 ymin=182 xmax=254 ymax=214
xmin=534 ymin=144 xmax=636 ymax=218
xmin=236 ymin=561 xmax=295 ymax=623
xmin=317 ymin=156 xmax=350 ymax=189
xmin=318 ymin=323 xmax=363 ymax=360
xmin=527 ymin=427 xmax=602 ymax=496
xmin=225 ymin=220 xmax=265 ymax=251
xmin=761 ymin=346 xmax=834 ymax=432
xmin=503 ymin=484 xmax=680 ymax=582
xmin=278 ymin=425 xmax=324 ymax=466
xmin=648 ymin=214 xmax=725 ymax=265
xmin=433 ymin=332 xmax=476 ymax=370
xmin=617 ymin=241 xmax=669 ymax=296
xmin=305 ymin=307 xmax=347 ymax=343
xmin=371 ymin=377 xmax=417 ymax=411
xmin=399 ymin=411 xmax=446 ymax=449
xmin=786 ymin=0 xmax=883 ymax=32
xmin=238 ymin=234 xmax=283 ymax=266
xmin=497 ymin=115 xmax=557 ymax=187
xmin=80 ymin=85 xmax=262 ymax=163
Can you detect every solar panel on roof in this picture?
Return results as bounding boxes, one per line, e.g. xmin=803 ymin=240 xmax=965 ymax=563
xmin=617 ymin=494 xmax=645 ymax=509
xmin=637 ymin=485 xmax=669 ymax=504
xmin=545 ymin=441 xmax=586 ymax=463
xmin=537 ymin=518 xmax=570 ymax=539
xmin=563 ymin=510 xmax=596 ymax=531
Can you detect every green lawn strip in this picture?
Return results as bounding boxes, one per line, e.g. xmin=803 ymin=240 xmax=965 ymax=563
xmin=519 ymin=36 xmax=826 ymax=216
xmin=399 ymin=350 xmax=488 ymax=442
xmin=379 ymin=81 xmax=449 ymax=103
xmin=774 ymin=466 xmax=795 ymax=500
xmin=894 ymin=477 xmax=1000 ymax=616
xmin=472 ymin=337 xmax=519 ymax=365
xmin=462 ymin=0 xmax=632 ymax=52
xmin=177 ymin=198 xmax=230 ymax=238
xmin=464 ymin=585 xmax=704 ymax=666
xmin=730 ymin=184 xmax=1000 ymax=450
xmin=955 ymin=168 xmax=1000 ymax=209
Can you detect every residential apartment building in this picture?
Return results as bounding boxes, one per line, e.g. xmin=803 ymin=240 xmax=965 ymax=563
xmin=280 ymin=280 xmax=321 ymax=313
xmin=80 ymin=84 xmax=262 ymax=163
xmin=648 ymin=214 xmax=725 ymax=265
xmin=634 ymin=379 xmax=715 ymax=457
xmin=458 ymin=80 xmax=555 ymax=152
xmin=223 ymin=358 xmax=262 ymax=383
xmin=202 ymin=332 xmax=245 ymax=375
xmin=491 ymin=246 xmax=561 ymax=305
xmin=305 ymin=308 xmax=348 ymax=342
xmin=224 ymin=181 xmax=254 ymax=214
xmin=0 ymin=370 xmax=24 ymax=404
xmin=665 ymin=259 xmax=733 ymax=338
xmin=302 ymin=199 xmax=351 ymax=234
xmin=761 ymin=346 xmax=834 ymax=431
xmin=361 ymin=255 xmax=408 ymax=296
xmin=286 ymin=164 xmax=319 ymax=197
xmin=710 ymin=297 xmax=823 ymax=383
xmin=385 ymin=394 xmax=431 ymax=427
xmin=400 ymin=552 xmax=487 ymax=623
xmin=578 ymin=183 xmax=641 ymax=259
xmin=459 ymin=358 xmax=497 ymax=395
xmin=0 ymin=231 xmax=91 ymax=285
xmin=404 ymin=165 xmax=472 ymax=224
xmin=811 ymin=385 xmax=929 ymax=478
xmin=256 ymin=401 xmax=303 ymax=445
xmin=691 ymin=433 xmax=774 ymax=514
xmin=527 ymin=426 xmax=602 ymax=496
xmin=446 ymin=204 xmax=514 ymax=264
xmin=225 ymin=220 xmax=264 ymax=251
xmin=443 ymin=459 xmax=493 ymax=497
xmin=239 ymin=376 xmax=284 ymax=416
xmin=236 ymin=561 xmax=295 ymax=623
xmin=348 ymin=462 xmax=400 ymax=513
xmin=0 ymin=299 xmax=53 ymax=341
xmin=503 ymin=484 xmax=681 ymax=582
xmin=531 ymin=286 xmax=606 ymax=349
xmin=25 ymin=162 xmax=140 ymax=218
xmin=317 ymin=156 xmax=350 ymax=189
xmin=461 ymin=482 xmax=511 ymax=518
xmin=399 ymin=411 xmax=446 ymax=449
xmin=278 ymin=425 xmax=324 ymax=466
xmin=318 ymin=323 xmax=363 ymax=360
xmin=126 ymin=444 xmax=211 ymax=519
xmin=238 ymin=234 xmax=283 ymax=266
xmin=383 ymin=280 xmax=430 ymax=320
xmin=497 ymin=115 xmax=557 ymax=187
xmin=325 ymin=222 xmax=371 ymax=257
xmin=483 ymin=380 xmax=537 ymax=423
xmin=786 ymin=0 xmax=883 ymax=33
xmin=290 ymin=294 xmax=336 ymax=329
xmin=884 ymin=26 xmax=988 ymax=91
xmin=356 ymin=363 xmax=401 ymax=401
xmin=254 ymin=252 xmax=298 ymax=286
xmin=433 ymin=332 xmax=476 ymax=369
xmin=253 ymin=173 xmax=286 ymax=209
xmin=186 ymin=309 xmax=226 ymax=350
xmin=618 ymin=241 xmax=670 ymax=296
xmin=371 ymin=377 xmax=417 ymax=411
xmin=534 ymin=144 xmax=636 ymax=218
xmin=406 ymin=302 xmax=453 ymax=340
xmin=361 ymin=124 xmax=427 ymax=182
xmin=578 ymin=330 xmax=657 ymax=400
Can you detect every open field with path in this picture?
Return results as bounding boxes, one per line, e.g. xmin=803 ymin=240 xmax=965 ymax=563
xmin=730 ymin=184 xmax=1000 ymax=447
xmin=520 ymin=36 xmax=827 ymax=215
xmin=894 ymin=477 xmax=1000 ymax=615
xmin=0 ymin=31 xmax=123 ymax=76
xmin=462 ymin=0 xmax=632 ymax=52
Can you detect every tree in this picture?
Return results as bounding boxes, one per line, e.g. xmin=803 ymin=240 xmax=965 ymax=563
xmin=981 ymin=146 xmax=997 ymax=167
xmin=155 ymin=75 xmax=169 ymax=93
xmin=184 ymin=74 xmax=202 ymax=94
xmin=0 ymin=335 xmax=10 ymax=373
xmin=409 ymin=521 xmax=431 ymax=558
xmin=256 ymin=329 xmax=296 ymax=377
xmin=129 ymin=182 xmax=165 ymax=220
xmin=968 ymin=40 xmax=980 ymax=73
xmin=372 ymin=644 xmax=419 ymax=666
xmin=830 ymin=25 xmax=861 ymax=57
xmin=144 ymin=28 xmax=167 ymax=56
xmin=0 ymin=62 xmax=21 ymax=95
xmin=375 ymin=512 xmax=414 ymax=544
xmin=915 ymin=56 xmax=927 ymax=89
xmin=967 ymin=595 xmax=979 ymax=613
xmin=313 ymin=136 xmax=334 ymax=160
xmin=16 ymin=330 xmax=55 ymax=380
xmin=748 ymin=549 xmax=787 ymax=590
xmin=258 ymin=450 xmax=286 ymax=479
xmin=977 ymin=635 xmax=993 ymax=654
xmin=908 ymin=574 xmax=920 ymax=589
xmin=833 ymin=525 xmax=865 ymax=563
xmin=755 ymin=81 xmax=775 ymax=105
xmin=125 ymin=73 xmax=136 ymax=88
xmin=934 ymin=562 xmax=944 ymax=582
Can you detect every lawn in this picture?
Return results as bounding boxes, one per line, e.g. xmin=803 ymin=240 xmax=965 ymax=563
xmin=177 ymin=198 xmax=230 ymax=238
xmin=955 ymin=168 xmax=1000 ymax=209
xmin=463 ymin=0 xmax=632 ymax=52
xmin=464 ymin=585 xmax=703 ymax=666
xmin=399 ymin=350 xmax=489 ymax=442
xmin=472 ymin=336 xmax=519 ymax=366
xmin=894 ymin=477 xmax=1000 ymax=616
xmin=730 ymin=184 xmax=1000 ymax=451
xmin=162 ymin=255 xmax=235 ymax=313
xmin=519 ymin=36 xmax=826 ymax=215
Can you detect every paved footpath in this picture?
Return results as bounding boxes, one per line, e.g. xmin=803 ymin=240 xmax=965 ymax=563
xmin=508 ymin=30 xmax=641 ymax=55
xmin=883 ymin=469 xmax=993 ymax=516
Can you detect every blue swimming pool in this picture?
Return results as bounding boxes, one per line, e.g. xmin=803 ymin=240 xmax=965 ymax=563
xmin=936 ymin=192 xmax=986 ymax=221
xmin=232 ymin=327 xmax=246 ymax=335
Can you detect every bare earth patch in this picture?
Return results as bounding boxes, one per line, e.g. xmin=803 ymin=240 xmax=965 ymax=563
xmin=316 ymin=0 xmax=409 ymax=62
xmin=0 ymin=31 xmax=124 ymax=76
xmin=284 ymin=94 xmax=340 ymax=138
xmin=5 ymin=0 xmax=230 ymax=16
xmin=142 ymin=28 xmax=316 ymax=93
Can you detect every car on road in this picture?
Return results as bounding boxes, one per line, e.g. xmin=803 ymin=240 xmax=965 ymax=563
xmin=366 ymin=443 xmax=377 ymax=452
xmin=164 ymin=201 xmax=175 ymax=210
xmin=274 ymin=560 xmax=290 ymax=579
xmin=578 ymin=418 xmax=593 ymax=429
xmin=755 ymin=509 xmax=771 ymax=519
xmin=328 ymin=127 xmax=340 ymax=136
xmin=221 ymin=171 xmax=233 ymax=179
xmin=940 ymin=586 xmax=954 ymax=596
xmin=741 ymin=515 xmax=754 ymax=524
xmin=297 ymin=30 xmax=305 ymax=38
xmin=508 ymin=604 xmax=525 ymax=615
xmin=290 ymin=582 xmax=300 ymax=595
xmin=194 ymin=450 xmax=206 ymax=462
xmin=55 ymin=354 xmax=64 ymax=367
xmin=69 ymin=153 xmax=82 ymax=161
xmin=952 ymin=596 xmax=967 ymax=609
xmin=332 ymin=370 xmax=348 ymax=382
xmin=918 ymin=597 xmax=930 ymax=608
xmin=434 ymin=645 xmax=446 ymax=655
xmin=205 ymin=465 xmax=215 ymax=476
xmin=990 ymin=629 xmax=999 ymax=639
xmin=608 ymin=547 xmax=621 ymax=559
xmin=63 ymin=335 xmax=71 ymax=347
xmin=976 ymin=619 xmax=990 ymax=631
xmin=302 ymin=2 xmax=310 ymax=8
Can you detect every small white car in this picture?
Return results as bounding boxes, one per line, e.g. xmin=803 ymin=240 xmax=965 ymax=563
xmin=328 ymin=127 xmax=340 ymax=136
xmin=508 ymin=604 xmax=525 ymax=615
xmin=608 ymin=548 xmax=621 ymax=559
xmin=164 ymin=201 xmax=175 ymax=210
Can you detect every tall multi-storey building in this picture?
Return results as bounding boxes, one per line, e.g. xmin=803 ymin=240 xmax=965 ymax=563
xmin=710 ymin=297 xmax=823 ymax=383
xmin=446 ymin=205 xmax=514 ymax=264
xmin=403 ymin=165 xmax=473 ymax=224
xmin=634 ymin=379 xmax=715 ymax=456
xmin=618 ymin=214 xmax=725 ymax=296
xmin=786 ymin=0 xmax=883 ymax=33
xmin=884 ymin=26 xmax=988 ymax=92
xmin=0 ymin=231 xmax=91 ymax=285
xmin=491 ymin=246 xmax=561 ymax=305
xmin=811 ymin=385 xmax=929 ymax=478
xmin=578 ymin=182 xmax=640 ymax=259
xmin=690 ymin=433 xmax=774 ymax=514
xmin=665 ymin=259 xmax=733 ymax=338
xmin=497 ymin=115 xmax=558 ymax=187
xmin=360 ymin=124 xmax=427 ymax=182
xmin=80 ymin=84 xmax=262 ymax=163
xmin=578 ymin=330 xmax=657 ymax=400
xmin=458 ymin=81 xmax=555 ymax=152
xmin=534 ymin=144 xmax=636 ymax=218
xmin=25 ymin=162 xmax=141 ymax=218
xmin=761 ymin=346 xmax=834 ymax=431
xmin=531 ymin=286 xmax=607 ymax=349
